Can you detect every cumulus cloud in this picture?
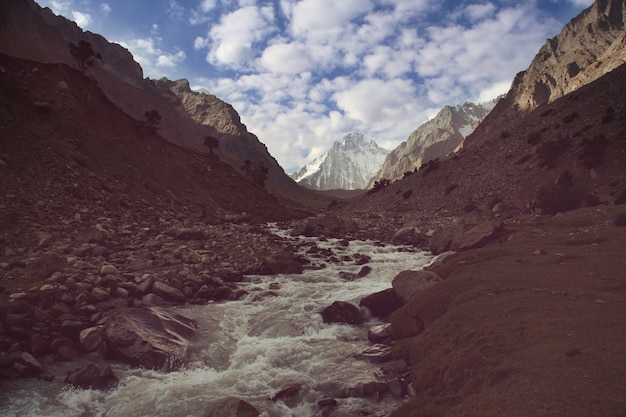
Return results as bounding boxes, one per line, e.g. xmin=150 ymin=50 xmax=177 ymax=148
xmin=71 ymin=10 xmax=92 ymax=28
xmin=185 ymin=0 xmax=577 ymax=172
xmin=100 ymin=3 xmax=111 ymax=16
xmin=204 ymin=6 xmax=276 ymax=68
xmin=119 ymin=37 xmax=186 ymax=78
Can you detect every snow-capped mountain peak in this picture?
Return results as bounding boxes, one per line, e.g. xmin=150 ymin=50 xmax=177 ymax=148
xmin=291 ymin=133 xmax=389 ymax=190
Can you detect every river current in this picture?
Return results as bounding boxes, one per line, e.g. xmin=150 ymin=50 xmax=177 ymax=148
xmin=0 ymin=224 xmax=432 ymax=417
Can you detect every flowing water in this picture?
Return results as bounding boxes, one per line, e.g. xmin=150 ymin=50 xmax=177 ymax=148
xmin=0 ymin=225 xmax=432 ymax=417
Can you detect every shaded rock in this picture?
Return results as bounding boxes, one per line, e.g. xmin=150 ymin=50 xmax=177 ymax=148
xmin=391 ymin=227 xmax=429 ymax=247
xmin=271 ymin=381 xmax=302 ymax=403
xmin=392 ymin=270 xmax=443 ymax=303
xmin=359 ymin=288 xmax=402 ymax=318
xmin=15 ymin=352 xmax=47 ymax=376
xmin=152 ymin=281 xmax=186 ymax=302
xmin=103 ymin=307 xmax=198 ymax=370
xmin=355 ymin=344 xmax=393 ymax=363
xmin=64 ymin=363 xmax=119 ymax=390
xmin=79 ymin=326 xmax=106 ymax=354
xmin=367 ymin=323 xmax=393 ymax=343
xmin=175 ymin=229 xmax=206 ymax=240
xmin=429 ymin=217 xmax=505 ymax=255
xmin=320 ymin=301 xmax=365 ymax=325
xmin=100 ymin=264 xmax=119 ymax=276
xmin=257 ymin=254 xmax=304 ymax=275
xmin=30 ymin=253 xmax=66 ymax=279
xmin=206 ymin=397 xmax=260 ymax=417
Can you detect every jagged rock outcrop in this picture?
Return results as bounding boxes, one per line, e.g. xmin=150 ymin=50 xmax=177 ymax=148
xmin=508 ymin=0 xmax=626 ymax=111
xmin=291 ymin=133 xmax=389 ymax=190
xmin=0 ymin=0 xmax=303 ymax=198
xmin=372 ymin=101 xmax=495 ymax=184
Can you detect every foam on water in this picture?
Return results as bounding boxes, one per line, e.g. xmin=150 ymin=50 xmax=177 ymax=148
xmin=0 ymin=225 xmax=432 ymax=417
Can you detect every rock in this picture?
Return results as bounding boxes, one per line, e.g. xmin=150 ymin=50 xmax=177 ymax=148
xmin=64 ymin=363 xmax=119 ymax=390
xmin=29 ymin=333 xmax=49 ymax=357
xmin=359 ymin=288 xmax=402 ymax=318
xmin=392 ymin=270 xmax=443 ymax=303
xmin=103 ymin=307 xmax=198 ymax=370
xmin=391 ymin=227 xmax=429 ymax=247
xmin=206 ymin=397 xmax=260 ymax=417
xmin=91 ymin=287 xmax=110 ymax=302
xmin=30 ymin=253 xmax=66 ymax=279
xmin=100 ymin=264 xmax=119 ymax=276
xmin=367 ymin=323 xmax=393 ymax=343
xmin=429 ymin=217 xmax=505 ymax=255
xmin=357 ymin=265 xmax=372 ymax=277
xmin=56 ymin=345 xmax=80 ymax=361
xmin=271 ymin=381 xmax=302 ymax=403
xmin=128 ymin=258 xmax=153 ymax=272
xmin=175 ymin=229 xmax=206 ymax=240
xmin=317 ymin=398 xmax=337 ymax=407
xmin=60 ymin=320 xmax=86 ymax=338
xmin=362 ymin=381 xmax=388 ymax=400
xmin=79 ymin=326 xmax=106 ymax=353
xmin=355 ymin=344 xmax=393 ymax=363
xmin=320 ymin=301 xmax=365 ymax=325
xmin=141 ymin=293 xmax=168 ymax=307
xmin=152 ymin=281 xmax=186 ymax=303
xmin=257 ymin=254 xmax=304 ymax=275
xmin=15 ymin=352 xmax=47 ymax=376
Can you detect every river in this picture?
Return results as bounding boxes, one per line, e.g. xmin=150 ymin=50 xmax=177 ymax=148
xmin=0 ymin=224 xmax=432 ymax=417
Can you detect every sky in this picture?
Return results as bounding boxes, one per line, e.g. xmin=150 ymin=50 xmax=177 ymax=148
xmin=36 ymin=0 xmax=594 ymax=174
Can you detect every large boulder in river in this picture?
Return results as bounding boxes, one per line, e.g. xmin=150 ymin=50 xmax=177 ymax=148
xmin=257 ymin=254 xmax=304 ymax=275
xmin=320 ymin=301 xmax=365 ymax=325
xmin=359 ymin=289 xmax=402 ymax=318
xmin=103 ymin=307 xmax=198 ymax=371
xmin=64 ymin=363 xmax=119 ymax=390
xmin=392 ymin=270 xmax=443 ymax=303
xmin=206 ymin=397 xmax=260 ymax=417
xmin=428 ymin=217 xmax=505 ymax=255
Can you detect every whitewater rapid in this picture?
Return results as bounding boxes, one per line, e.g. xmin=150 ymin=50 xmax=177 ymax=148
xmin=0 ymin=225 xmax=432 ymax=417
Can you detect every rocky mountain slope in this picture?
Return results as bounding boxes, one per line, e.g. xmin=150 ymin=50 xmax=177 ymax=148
xmin=507 ymin=0 xmax=625 ymax=111
xmin=0 ymin=0 xmax=306 ymax=201
xmin=291 ymin=133 xmax=389 ymax=190
xmin=371 ymin=101 xmax=495 ymax=185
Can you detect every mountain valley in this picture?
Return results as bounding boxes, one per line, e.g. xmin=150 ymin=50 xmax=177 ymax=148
xmin=0 ymin=0 xmax=625 ymax=416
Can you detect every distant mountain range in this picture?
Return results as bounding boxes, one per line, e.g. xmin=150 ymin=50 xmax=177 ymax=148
xmin=290 ymin=133 xmax=389 ymax=190
xmin=371 ymin=100 xmax=496 ymax=185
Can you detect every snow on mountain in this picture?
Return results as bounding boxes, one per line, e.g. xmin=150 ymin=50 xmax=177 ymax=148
xmin=370 ymin=100 xmax=497 ymax=185
xmin=291 ymin=133 xmax=389 ymax=190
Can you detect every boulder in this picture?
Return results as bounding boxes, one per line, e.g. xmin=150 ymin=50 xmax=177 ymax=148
xmin=392 ymin=270 xmax=443 ymax=303
xmin=359 ymin=288 xmax=402 ymax=318
xmin=206 ymin=398 xmax=260 ymax=417
xmin=355 ymin=344 xmax=393 ymax=363
xmin=270 ymin=381 xmax=302 ymax=403
xmin=320 ymin=301 xmax=365 ymax=325
xmin=79 ymin=325 xmax=106 ymax=354
xmin=367 ymin=323 xmax=393 ymax=343
xmin=64 ymin=363 xmax=119 ymax=390
xmin=257 ymin=254 xmax=304 ymax=275
xmin=103 ymin=307 xmax=198 ymax=370
xmin=391 ymin=227 xmax=429 ymax=247
xmin=429 ymin=217 xmax=505 ymax=255
xmin=30 ymin=253 xmax=66 ymax=279
xmin=152 ymin=281 xmax=187 ymax=303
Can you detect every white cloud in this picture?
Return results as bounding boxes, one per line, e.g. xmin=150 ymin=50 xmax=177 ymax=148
xmin=100 ymin=3 xmax=111 ymax=16
xmin=291 ymin=0 xmax=374 ymax=36
xmin=119 ymin=37 xmax=186 ymax=78
xmin=563 ymin=0 xmax=594 ymax=7
xmin=200 ymin=0 xmax=217 ymax=12
xmin=184 ymin=0 xmax=579 ymax=173
xmin=157 ymin=49 xmax=186 ymax=67
xmin=49 ymin=0 xmax=72 ymax=14
xmin=259 ymin=42 xmax=312 ymax=74
xmin=205 ymin=6 xmax=276 ymax=68
xmin=71 ymin=10 xmax=92 ymax=28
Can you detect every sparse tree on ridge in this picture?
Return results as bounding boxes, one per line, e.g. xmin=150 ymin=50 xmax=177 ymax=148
xmin=143 ymin=109 xmax=162 ymax=134
xmin=68 ymin=40 xmax=102 ymax=72
xmin=204 ymin=136 xmax=219 ymax=155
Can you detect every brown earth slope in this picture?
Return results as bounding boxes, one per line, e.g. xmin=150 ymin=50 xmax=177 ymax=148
xmin=390 ymin=206 xmax=626 ymax=417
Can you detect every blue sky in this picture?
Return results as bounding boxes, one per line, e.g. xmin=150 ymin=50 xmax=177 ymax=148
xmin=37 ymin=0 xmax=594 ymax=173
